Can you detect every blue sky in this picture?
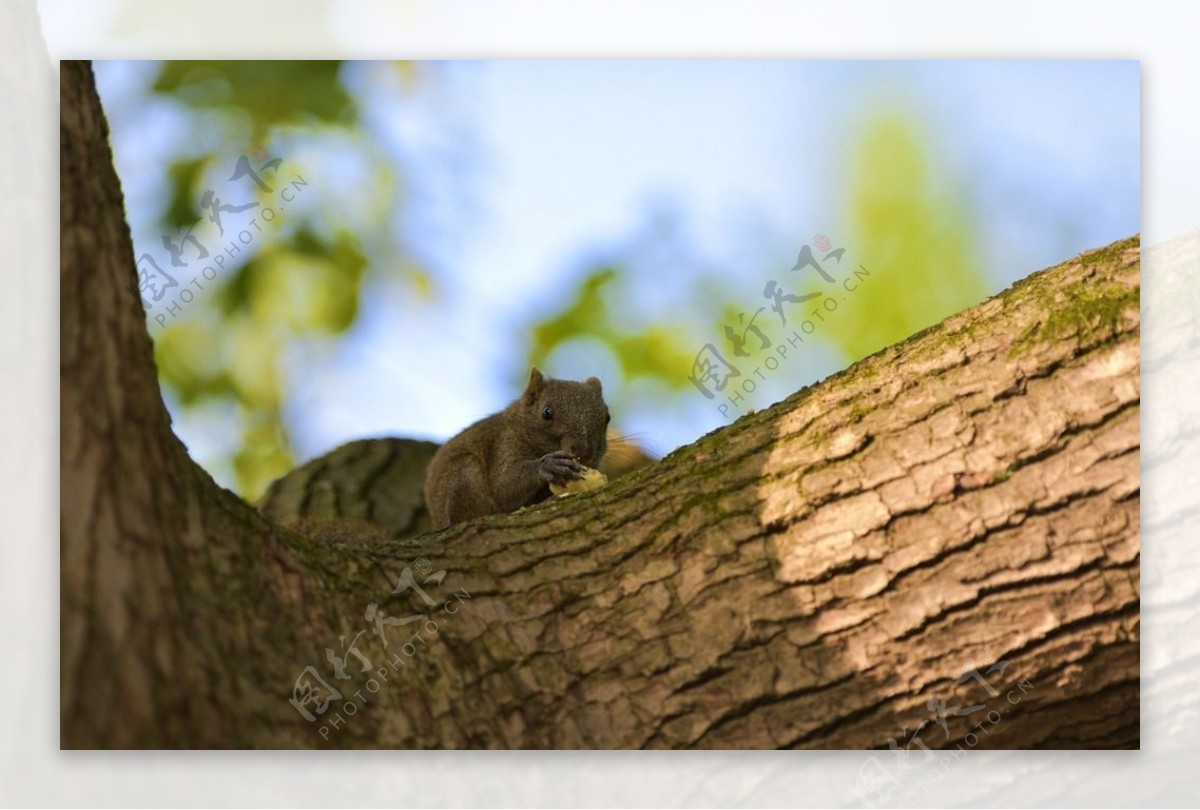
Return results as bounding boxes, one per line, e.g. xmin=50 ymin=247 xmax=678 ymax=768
xmin=96 ymin=60 xmax=1139 ymax=486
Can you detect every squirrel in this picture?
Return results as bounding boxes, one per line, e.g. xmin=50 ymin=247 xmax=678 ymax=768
xmin=423 ymin=367 xmax=610 ymax=529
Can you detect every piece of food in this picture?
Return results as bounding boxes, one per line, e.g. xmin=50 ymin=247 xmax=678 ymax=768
xmin=550 ymin=466 xmax=608 ymax=497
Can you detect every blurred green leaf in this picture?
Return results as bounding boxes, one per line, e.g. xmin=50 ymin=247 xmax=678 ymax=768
xmin=154 ymin=319 xmax=229 ymax=405
xmin=233 ymin=408 xmax=294 ymax=501
xmin=164 ymin=156 xmax=208 ymax=229
xmin=820 ymin=112 xmax=988 ymax=361
xmin=528 ymin=264 xmax=700 ymax=406
xmin=154 ymin=61 xmax=355 ymax=135
xmin=529 ymin=267 xmax=616 ymax=362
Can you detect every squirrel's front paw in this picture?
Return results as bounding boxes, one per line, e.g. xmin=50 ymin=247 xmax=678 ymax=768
xmin=538 ymin=450 xmax=585 ymax=486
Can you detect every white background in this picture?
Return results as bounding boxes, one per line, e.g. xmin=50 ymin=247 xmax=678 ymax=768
xmin=5 ymin=0 xmax=1198 ymax=806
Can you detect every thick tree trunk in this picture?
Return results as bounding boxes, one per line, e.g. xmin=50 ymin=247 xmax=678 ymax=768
xmin=61 ymin=59 xmax=1140 ymax=750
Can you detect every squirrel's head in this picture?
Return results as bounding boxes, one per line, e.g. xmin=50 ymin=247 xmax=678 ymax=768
xmin=519 ymin=367 xmax=609 ymax=466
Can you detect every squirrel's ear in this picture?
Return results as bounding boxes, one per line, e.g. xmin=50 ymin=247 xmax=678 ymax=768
xmin=585 ymin=376 xmax=602 ymax=394
xmin=523 ymin=367 xmax=545 ymax=404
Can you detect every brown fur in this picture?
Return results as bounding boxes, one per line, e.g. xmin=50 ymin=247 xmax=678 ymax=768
xmin=424 ymin=368 xmax=610 ymax=529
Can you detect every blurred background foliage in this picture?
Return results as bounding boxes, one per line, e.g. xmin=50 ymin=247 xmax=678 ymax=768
xmin=94 ymin=60 xmax=1139 ymax=500
xmin=150 ymin=63 xmax=372 ymax=496
xmin=814 ymin=112 xmax=987 ymax=360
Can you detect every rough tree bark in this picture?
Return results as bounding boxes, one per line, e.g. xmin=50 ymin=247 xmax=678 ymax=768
xmin=61 ymin=59 xmax=1139 ymax=750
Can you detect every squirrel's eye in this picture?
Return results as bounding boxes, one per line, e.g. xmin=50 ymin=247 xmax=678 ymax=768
xmin=542 ymin=405 xmax=554 ymax=421
xmin=605 ymin=411 xmax=611 ymax=424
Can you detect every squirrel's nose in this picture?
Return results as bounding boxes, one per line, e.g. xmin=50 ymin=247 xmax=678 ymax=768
xmin=565 ymin=436 xmax=601 ymax=466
